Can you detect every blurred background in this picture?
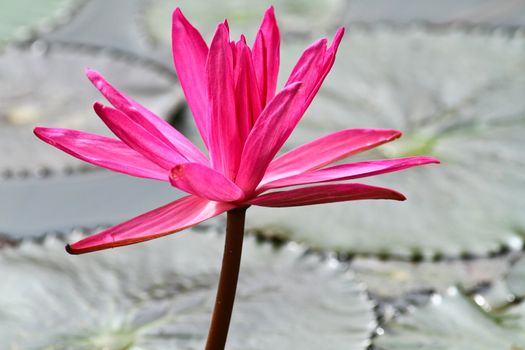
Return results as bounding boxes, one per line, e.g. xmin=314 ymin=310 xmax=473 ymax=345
xmin=1 ymin=0 xmax=525 ymax=349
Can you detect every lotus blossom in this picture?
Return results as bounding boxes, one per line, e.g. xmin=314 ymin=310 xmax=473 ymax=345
xmin=34 ymin=7 xmax=438 ymax=255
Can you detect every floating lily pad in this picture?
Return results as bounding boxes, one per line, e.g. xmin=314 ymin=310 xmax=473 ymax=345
xmin=374 ymin=289 xmax=525 ymax=350
xmin=473 ymin=278 xmax=517 ymax=313
xmin=497 ymin=301 xmax=525 ymax=332
xmin=141 ymin=0 xmax=345 ymax=46
xmin=507 ymin=255 xmax=525 ymax=298
xmin=249 ymin=27 xmax=525 ymax=259
xmin=464 ymin=252 xmax=524 ymax=312
xmin=352 ymin=256 xmax=509 ymax=298
xmin=0 ymin=0 xmax=84 ymax=47
xmin=0 ymin=229 xmax=376 ymax=349
xmin=0 ymin=43 xmax=183 ymax=179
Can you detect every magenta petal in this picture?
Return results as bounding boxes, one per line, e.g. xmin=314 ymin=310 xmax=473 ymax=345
xmin=263 ymin=128 xmax=402 ymax=183
xmin=249 ymin=183 xmax=406 ymax=207
xmin=234 ymin=39 xmax=262 ymax=142
xmin=261 ymin=156 xmax=440 ymax=191
xmin=285 ymin=38 xmax=327 ymax=96
xmin=235 ymin=82 xmax=303 ymax=193
xmin=94 ymin=103 xmax=186 ymax=170
xmin=307 ymin=27 xmax=345 ymax=106
xmin=207 ymin=23 xmax=242 ymax=180
xmin=172 ymin=8 xmax=210 ymax=148
xmin=285 ymin=28 xmax=345 ymax=116
xmin=67 ymin=196 xmax=235 ymax=254
xmin=252 ymin=6 xmax=280 ymax=106
xmin=170 ymin=163 xmax=245 ymax=202
xmin=86 ymin=69 xmax=208 ymax=164
xmin=34 ymin=127 xmax=168 ymax=181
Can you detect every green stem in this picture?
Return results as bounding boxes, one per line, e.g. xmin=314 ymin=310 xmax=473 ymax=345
xmin=205 ymin=208 xmax=247 ymax=350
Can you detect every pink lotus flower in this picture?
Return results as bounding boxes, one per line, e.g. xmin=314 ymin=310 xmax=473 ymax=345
xmin=34 ymin=7 xmax=438 ymax=255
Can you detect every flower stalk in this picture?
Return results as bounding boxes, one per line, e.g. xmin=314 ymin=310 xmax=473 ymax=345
xmin=205 ymin=208 xmax=247 ymax=350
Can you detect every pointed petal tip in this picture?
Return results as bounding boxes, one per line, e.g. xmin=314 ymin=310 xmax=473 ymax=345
xmin=92 ymin=101 xmax=105 ymax=114
xmin=65 ymin=244 xmax=79 ymax=255
xmin=330 ymin=27 xmax=345 ymax=50
xmin=33 ymin=127 xmax=58 ymax=144
xmin=85 ymin=68 xmax=101 ymax=82
xmin=172 ymin=7 xmax=189 ymax=24
xmin=173 ymin=7 xmax=182 ymax=16
xmin=33 ymin=126 xmax=44 ymax=137
xmin=66 ymin=241 xmax=113 ymax=255
xmin=33 ymin=127 xmax=52 ymax=144
xmin=65 ymin=230 xmax=117 ymax=254
xmin=85 ymin=69 xmax=107 ymax=90
xmin=262 ymin=5 xmax=277 ymax=28
xmin=393 ymin=191 xmax=407 ymax=201
xmin=172 ymin=8 xmax=192 ymax=32
xmin=33 ymin=126 xmax=56 ymax=144
xmin=418 ymin=156 xmax=441 ymax=165
xmin=66 ymin=241 xmax=100 ymax=255
xmin=387 ymin=129 xmax=403 ymax=140
xmin=265 ymin=5 xmax=276 ymax=18
xmin=213 ymin=21 xmax=230 ymax=38
xmin=172 ymin=7 xmax=194 ymax=28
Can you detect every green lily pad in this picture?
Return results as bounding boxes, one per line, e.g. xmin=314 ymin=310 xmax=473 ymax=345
xmin=352 ymin=256 xmax=510 ymax=298
xmin=249 ymin=27 xmax=525 ymax=259
xmin=464 ymin=253 xmax=524 ymax=312
xmin=374 ymin=289 xmax=525 ymax=350
xmin=0 ymin=229 xmax=376 ymax=349
xmin=507 ymin=255 xmax=525 ymax=298
xmin=0 ymin=43 xmax=183 ymax=179
xmin=497 ymin=301 xmax=525 ymax=332
xmin=474 ymin=278 xmax=517 ymax=313
xmin=141 ymin=0 xmax=345 ymax=46
xmin=0 ymin=0 xmax=84 ymax=47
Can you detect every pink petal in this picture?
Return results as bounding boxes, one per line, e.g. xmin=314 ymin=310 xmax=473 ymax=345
xmin=261 ymin=156 xmax=440 ymax=191
xmin=285 ymin=28 xmax=345 ymax=115
xmin=326 ymin=27 xmax=345 ymax=58
xmin=235 ymin=82 xmax=303 ymax=194
xmin=86 ymin=69 xmax=208 ymax=164
xmin=285 ymin=38 xmax=327 ymax=101
xmin=67 ymin=196 xmax=235 ymax=254
xmin=263 ymin=128 xmax=402 ymax=183
xmin=172 ymin=8 xmax=210 ymax=148
xmin=248 ymin=183 xmax=406 ymax=207
xmin=234 ymin=38 xmax=262 ymax=142
xmin=94 ymin=103 xmax=186 ymax=170
xmin=34 ymin=127 xmax=168 ymax=181
xmin=252 ymin=6 xmax=280 ymax=106
xmin=207 ymin=23 xmax=242 ymax=180
xmin=307 ymin=27 xmax=344 ymax=107
xmin=170 ymin=163 xmax=245 ymax=202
